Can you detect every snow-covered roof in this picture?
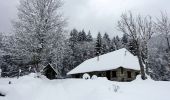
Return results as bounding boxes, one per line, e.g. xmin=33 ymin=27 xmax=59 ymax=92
xmin=42 ymin=63 xmax=59 ymax=74
xmin=67 ymin=48 xmax=140 ymax=75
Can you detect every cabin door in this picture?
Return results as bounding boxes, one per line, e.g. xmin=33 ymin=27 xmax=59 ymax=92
xmin=106 ymin=71 xmax=111 ymax=80
xmin=45 ymin=68 xmax=56 ymax=79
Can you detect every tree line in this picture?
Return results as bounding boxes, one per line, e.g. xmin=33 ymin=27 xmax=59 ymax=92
xmin=63 ymin=29 xmax=129 ymax=76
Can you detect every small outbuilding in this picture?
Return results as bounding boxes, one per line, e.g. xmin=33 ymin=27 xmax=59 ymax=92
xmin=67 ymin=48 xmax=140 ymax=82
xmin=42 ymin=64 xmax=59 ymax=80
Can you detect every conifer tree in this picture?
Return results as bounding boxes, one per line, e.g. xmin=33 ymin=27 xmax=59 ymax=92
xmin=86 ymin=31 xmax=93 ymax=41
xmin=95 ymin=32 xmax=102 ymax=57
xmin=78 ymin=30 xmax=87 ymax=41
xmin=102 ymin=33 xmax=111 ymax=53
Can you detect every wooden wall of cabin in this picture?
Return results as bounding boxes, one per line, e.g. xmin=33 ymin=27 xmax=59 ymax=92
xmin=71 ymin=67 xmax=140 ymax=82
xmin=86 ymin=68 xmax=140 ymax=82
xmin=110 ymin=67 xmax=140 ymax=81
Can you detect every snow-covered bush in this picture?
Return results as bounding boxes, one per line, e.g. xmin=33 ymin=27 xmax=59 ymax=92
xmin=8 ymin=81 xmax=12 ymax=84
xmin=83 ymin=73 xmax=90 ymax=80
xmin=109 ymin=84 xmax=120 ymax=92
xmin=91 ymin=75 xmax=98 ymax=80
xmin=114 ymin=85 xmax=120 ymax=92
xmin=34 ymin=72 xmax=42 ymax=78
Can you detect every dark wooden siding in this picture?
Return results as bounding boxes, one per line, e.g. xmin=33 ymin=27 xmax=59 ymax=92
xmin=70 ymin=67 xmax=140 ymax=82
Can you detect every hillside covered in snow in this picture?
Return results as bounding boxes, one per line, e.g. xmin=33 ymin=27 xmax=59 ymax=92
xmin=0 ymin=74 xmax=170 ymax=100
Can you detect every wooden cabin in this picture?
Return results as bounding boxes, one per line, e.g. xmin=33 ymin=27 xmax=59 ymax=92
xmin=67 ymin=48 xmax=140 ymax=82
xmin=42 ymin=64 xmax=59 ymax=80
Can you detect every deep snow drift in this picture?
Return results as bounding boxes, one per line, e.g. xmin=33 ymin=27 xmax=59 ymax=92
xmin=0 ymin=74 xmax=170 ymax=100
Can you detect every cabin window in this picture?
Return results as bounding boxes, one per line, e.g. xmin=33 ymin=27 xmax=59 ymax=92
xmin=112 ymin=71 xmax=117 ymax=77
xmin=120 ymin=67 xmax=123 ymax=74
xmin=127 ymin=71 xmax=131 ymax=78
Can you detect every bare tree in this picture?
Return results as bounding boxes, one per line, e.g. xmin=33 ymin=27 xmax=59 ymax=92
xmin=118 ymin=12 xmax=154 ymax=80
xmin=154 ymin=12 xmax=170 ymax=80
xmin=155 ymin=12 xmax=170 ymax=51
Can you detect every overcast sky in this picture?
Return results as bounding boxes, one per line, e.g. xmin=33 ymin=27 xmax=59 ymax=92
xmin=0 ymin=0 xmax=170 ymax=37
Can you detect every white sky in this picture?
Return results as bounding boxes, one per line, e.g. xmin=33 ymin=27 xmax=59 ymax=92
xmin=0 ymin=0 xmax=170 ymax=37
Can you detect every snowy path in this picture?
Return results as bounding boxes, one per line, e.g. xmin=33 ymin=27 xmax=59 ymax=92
xmin=0 ymin=74 xmax=170 ymax=100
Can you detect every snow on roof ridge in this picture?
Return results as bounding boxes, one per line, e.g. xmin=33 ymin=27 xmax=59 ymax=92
xmin=42 ymin=63 xmax=59 ymax=74
xmin=93 ymin=48 xmax=129 ymax=61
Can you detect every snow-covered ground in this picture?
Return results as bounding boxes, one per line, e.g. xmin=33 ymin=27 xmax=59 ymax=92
xmin=0 ymin=74 xmax=170 ymax=100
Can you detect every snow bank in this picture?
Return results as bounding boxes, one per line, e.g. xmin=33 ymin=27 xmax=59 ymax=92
xmin=0 ymin=73 xmax=170 ymax=100
xmin=0 ymin=74 xmax=118 ymax=100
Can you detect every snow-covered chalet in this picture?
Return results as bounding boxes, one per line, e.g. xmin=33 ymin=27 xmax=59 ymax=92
xmin=67 ymin=48 xmax=140 ymax=82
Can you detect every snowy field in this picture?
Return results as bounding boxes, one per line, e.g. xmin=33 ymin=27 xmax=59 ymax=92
xmin=0 ymin=74 xmax=170 ymax=100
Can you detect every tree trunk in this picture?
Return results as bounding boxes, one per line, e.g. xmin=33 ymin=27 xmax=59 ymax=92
xmin=137 ymin=51 xmax=147 ymax=80
xmin=166 ymin=37 xmax=170 ymax=50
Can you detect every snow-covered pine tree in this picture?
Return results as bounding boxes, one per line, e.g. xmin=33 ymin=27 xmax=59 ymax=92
xmin=78 ymin=30 xmax=87 ymax=41
xmin=110 ymin=38 xmax=116 ymax=52
xmin=111 ymin=36 xmax=123 ymax=50
xmin=64 ymin=29 xmax=79 ymax=74
xmin=0 ymin=33 xmax=4 ymax=65
xmin=12 ymin=0 xmax=67 ymax=74
xmin=95 ymin=32 xmax=102 ymax=59
xmin=0 ymin=33 xmax=4 ymax=77
xmin=102 ymin=33 xmax=111 ymax=54
xmin=121 ymin=33 xmax=128 ymax=47
xmin=127 ymin=38 xmax=138 ymax=56
xmin=86 ymin=31 xmax=93 ymax=41
xmin=155 ymin=12 xmax=170 ymax=76
xmin=66 ymin=29 xmax=95 ymax=75
xmin=61 ymin=40 xmax=74 ymax=76
xmin=148 ymin=35 xmax=170 ymax=80
xmin=149 ymin=12 xmax=170 ymax=80
xmin=69 ymin=29 xmax=79 ymax=44
xmin=0 ymin=35 xmax=17 ymax=77
xmin=81 ymin=30 xmax=87 ymax=41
